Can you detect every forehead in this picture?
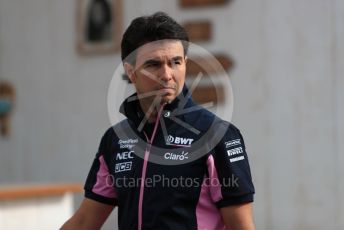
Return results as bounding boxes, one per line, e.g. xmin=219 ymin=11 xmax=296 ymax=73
xmin=135 ymin=40 xmax=184 ymax=64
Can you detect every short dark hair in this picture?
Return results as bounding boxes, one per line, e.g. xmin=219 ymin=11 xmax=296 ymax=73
xmin=121 ymin=12 xmax=189 ymax=64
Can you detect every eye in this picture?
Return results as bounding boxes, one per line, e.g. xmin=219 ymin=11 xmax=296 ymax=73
xmin=172 ymin=59 xmax=182 ymax=65
xmin=144 ymin=61 xmax=160 ymax=68
xmin=146 ymin=63 xmax=157 ymax=67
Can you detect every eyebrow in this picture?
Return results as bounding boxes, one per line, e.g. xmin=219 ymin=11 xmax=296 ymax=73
xmin=171 ymin=56 xmax=184 ymax=61
xmin=143 ymin=56 xmax=184 ymax=66
xmin=143 ymin=59 xmax=161 ymax=66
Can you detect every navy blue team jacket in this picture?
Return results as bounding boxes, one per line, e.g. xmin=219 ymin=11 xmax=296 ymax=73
xmin=84 ymin=86 xmax=255 ymax=230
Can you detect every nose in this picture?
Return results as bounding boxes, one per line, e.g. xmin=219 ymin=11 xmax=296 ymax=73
xmin=159 ymin=64 xmax=172 ymax=83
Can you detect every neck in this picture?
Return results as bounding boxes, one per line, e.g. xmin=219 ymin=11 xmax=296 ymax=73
xmin=139 ymin=98 xmax=161 ymax=123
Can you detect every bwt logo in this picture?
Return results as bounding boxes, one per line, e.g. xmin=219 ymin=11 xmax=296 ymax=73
xmin=166 ymin=135 xmax=193 ymax=146
xmin=116 ymin=151 xmax=134 ymax=160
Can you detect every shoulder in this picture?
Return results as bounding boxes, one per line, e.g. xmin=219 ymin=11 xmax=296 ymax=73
xmin=103 ymin=119 xmax=130 ymax=138
xmin=186 ymin=105 xmax=242 ymax=138
xmin=182 ymin=104 xmax=218 ymax=132
xmin=98 ymin=119 xmax=129 ymax=152
xmin=214 ymin=120 xmax=246 ymax=150
xmin=222 ymin=121 xmax=244 ymax=141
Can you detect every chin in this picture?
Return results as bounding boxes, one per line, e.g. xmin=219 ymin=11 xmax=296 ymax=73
xmin=161 ymin=95 xmax=176 ymax=104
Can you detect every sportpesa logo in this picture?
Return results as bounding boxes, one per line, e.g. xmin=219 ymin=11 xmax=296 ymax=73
xmin=166 ymin=135 xmax=193 ymax=147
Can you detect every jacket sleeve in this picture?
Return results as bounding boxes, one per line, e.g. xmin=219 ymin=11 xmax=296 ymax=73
xmin=84 ymin=128 xmax=118 ymax=206
xmin=206 ymin=123 xmax=255 ymax=208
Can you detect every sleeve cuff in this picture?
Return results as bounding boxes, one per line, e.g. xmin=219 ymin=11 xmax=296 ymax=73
xmin=85 ymin=190 xmax=118 ymax=206
xmin=216 ymin=193 xmax=254 ymax=208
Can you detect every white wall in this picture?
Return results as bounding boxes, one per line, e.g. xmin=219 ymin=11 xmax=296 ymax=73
xmin=0 ymin=193 xmax=74 ymax=229
xmin=0 ymin=0 xmax=343 ymax=229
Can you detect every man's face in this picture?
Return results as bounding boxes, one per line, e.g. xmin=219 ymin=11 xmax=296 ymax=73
xmin=125 ymin=40 xmax=187 ymax=105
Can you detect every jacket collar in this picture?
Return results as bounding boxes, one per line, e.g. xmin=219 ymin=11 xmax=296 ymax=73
xmin=119 ymin=85 xmax=195 ymax=127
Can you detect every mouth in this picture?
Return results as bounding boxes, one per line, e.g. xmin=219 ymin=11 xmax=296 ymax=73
xmin=158 ymin=87 xmax=176 ymax=96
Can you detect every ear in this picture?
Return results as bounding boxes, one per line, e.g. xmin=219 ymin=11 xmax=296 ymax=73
xmin=124 ymin=62 xmax=136 ymax=84
xmin=184 ymin=56 xmax=188 ymax=64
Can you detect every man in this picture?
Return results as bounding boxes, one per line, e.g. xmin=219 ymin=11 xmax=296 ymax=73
xmin=61 ymin=12 xmax=255 ymax=230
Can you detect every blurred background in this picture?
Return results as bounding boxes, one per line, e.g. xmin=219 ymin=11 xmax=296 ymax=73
xmin=0 ymin=0 xmax=343 ymax=229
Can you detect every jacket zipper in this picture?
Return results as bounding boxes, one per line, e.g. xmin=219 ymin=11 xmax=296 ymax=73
xmin=138 ymin=104 xmax=165 ymax=230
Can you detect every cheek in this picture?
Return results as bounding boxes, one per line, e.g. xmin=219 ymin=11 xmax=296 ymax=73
xmin=142 ymin=75 xmax=159 ymax=86
xmin=175 ymin=70 xmax=186 ymax=85
xmin=136 ymin=74 xmax=158 ymax=89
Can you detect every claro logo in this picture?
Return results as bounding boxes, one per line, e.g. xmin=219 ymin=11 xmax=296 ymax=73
xmin=164 ymin=151 xmax=189 ymax=161
xmin=166 ymin=135 xmax=193 ymax=147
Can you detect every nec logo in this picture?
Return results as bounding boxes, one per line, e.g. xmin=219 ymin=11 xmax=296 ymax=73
xmin=116 ymin=151 xmax=134 ymax=160
xmin=166 ymin=135 xmax=193 ymax=147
